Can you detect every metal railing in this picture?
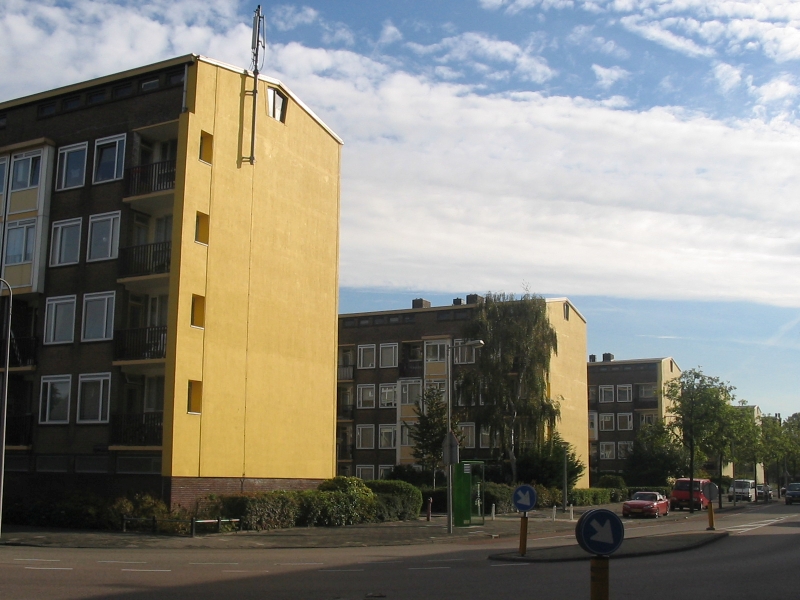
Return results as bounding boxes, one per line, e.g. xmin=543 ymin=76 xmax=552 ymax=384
xmin=337 ymin=406 xmax=354 ymax=420
xmin=110 ymin=411 xmax=163 ymax=446
xmin=5 ymin=414 xmax=33 ymax=446
xmin=119 ymin=241 xmax=171 ymax=278
xmin=114 ymin=326 xmax=167 ymax=361
xmin=0 ymin=336 xmax=36 ymax=368
xmin=125 ymin=160 xmax=176 ymax=197
xmin=337 ymin=365 xmax=354 ymax=380
xmin=337 ymin=444 xmax=353 ymax=460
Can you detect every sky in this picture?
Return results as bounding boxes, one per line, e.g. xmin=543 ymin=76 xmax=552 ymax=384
xmin=1 ymin=0 xmax=799 ymax=415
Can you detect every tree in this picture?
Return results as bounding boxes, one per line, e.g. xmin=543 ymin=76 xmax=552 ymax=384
xmin=460 ymin=292 xmax=559 ymax=482
xmin=408 ymin=387 xmax=449 ymax=487
xmin=624 ymin=421 xmax=688 ymax=486
xmin=667 ymin=368 xmax=735 ymax=513
xmin=516 ymin=433 xmax=585 ymax=489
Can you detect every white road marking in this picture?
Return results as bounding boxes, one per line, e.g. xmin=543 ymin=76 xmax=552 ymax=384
xmin=276 ymin=562 xmax=324 ymax=565
xmin=222 ymin=570 xmax=268 ymax=573
xmin=490 ymin=563 xmax=529 ymax=567
xmin=409 ymin=567 xmax=451 ymax=570
xmin=358 ymin=561 xmax=403 ymax=564
xmin=725 ymin=517 xmax=786 ymax=534
xmin=319 ymin=569 xmax=365 ymax=572
xmin=427 ymin=558 xmax=464 ymax=562
xmin=98 ymin=561 xmax=146 ymax=564
xmin=14 ymin=558 xmax=60 ymax=562
xmin=189 ymin=562 xmax=239 ymax=565
xmin=24 ymin=567 xmax=72 ymax=570
xmin=122 ymin=569 xmax=172 ymax=572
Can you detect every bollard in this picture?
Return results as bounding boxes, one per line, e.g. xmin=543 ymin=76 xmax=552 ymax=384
xmin=427 ymin=497 xmax=433 ymax=522
xmin=552 ymin=505 xmax=557 ymax=522
xmin=121 ymin=515 xmax=127 ymax=533
xmin=519 ymin=511 xmax=529 ymax=556
xmin=706 ymin=502 xmax=716 ymax=531
xmin=491 ymin=503 xmax=496 ymax=521
xmin=217 ymin=516 xmax=222 ymax=533
xmin=152 ymin=515 xmax=158 ymax=534
xmin=570 ymin=504 xmax=574 ymax=521
xmin=191 ymin=517 xmax=196 ymax=538
xmin=590 ymin=556 xmax=609 ymax=600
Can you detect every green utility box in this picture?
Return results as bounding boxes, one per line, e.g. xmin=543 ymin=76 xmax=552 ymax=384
xmin=452 ymin=461 xmax=485 ymax=527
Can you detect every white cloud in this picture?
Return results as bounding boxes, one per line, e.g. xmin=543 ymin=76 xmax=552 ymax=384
xmin=321 ymin=22 xmax=355 ymax=46
xmin=591 ymin=64 xmax=630 ymax=88
xmin=378 ymin=21 xmax=403 ymax=46
xmin=566 ymin=25 xmax=630 ymax=58
xmin=620 ymin=16 xmax=716 ymax=57
xmin=748 ymin=74 xmax=799 ymax=104
xmin=270 ymin=5 xmax=319 ymax=32
xmin=713 ymin=62 xmax=742 ymax=93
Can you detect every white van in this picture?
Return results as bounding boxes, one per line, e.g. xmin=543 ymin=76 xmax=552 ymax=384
xmin=728 ymin=479 xmax=756 ymax=502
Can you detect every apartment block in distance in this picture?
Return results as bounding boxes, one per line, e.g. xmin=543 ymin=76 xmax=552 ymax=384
xmin=587 ymin=353 xmax=680 ymax=483
xmin=0 ymin=54 xmax=342 ymax=508
xmin=337 ymin=295 xmax=589 ymax=487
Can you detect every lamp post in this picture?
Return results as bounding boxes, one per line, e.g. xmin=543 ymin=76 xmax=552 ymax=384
xmin=446 ymin=338 xmax=484 ymax=534
xmin=0 ymin=280 xmax=13 ymax=537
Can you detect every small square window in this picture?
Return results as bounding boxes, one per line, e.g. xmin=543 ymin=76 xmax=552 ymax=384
xmin=600 ymin=442 xmax=615 ymax=460
xmin=56 ymin=143 xmax=88 ymax=190
xmin=379 ymin=384 xmax=396 ymax=408
xmin=459 ymin=423 xmax=476 ymax=448
xmin=86 ymin=90 xmax=106 ymax=105
xmin=618 ymin=441 xmax=633 ymax=459
xmin=40 ymin=375 xmax=71 ymax=424
xmin=400 ymin=380 xmax=421 ymax=405
xmin=93 ymin=134 xmax=126 ymax=183
xmin=425 ymin=341 xmax=447 ymax=362
xmin=77 ymin=373 xmax=111 ymax=423
xmin=140 ymin=78 xmax=159 ymax=92
xmin=379 ymin=425 xmax=396 ymax=449
xmin=379 ymin=343 xmax=398 ymax=368
xmin=188 ymin=380 xmax=203 ymax=414
xmin=4 ymin=220 xmax=36 ymax=265
xmin=599 ymin=413 xmax=615 ymax=431
xmin=378 ymin=465 xmax=394 ymax=479
xmin=599 ymin=386 xmax=614 ymax=403
xmin=168 ymin=71 xmax=185 ymax=86
xmin=357 ymin=345 xmax=375 ymax=369
xmin=37 ymin=103 xmax=56 ymax=118
xmin=357 ymin=385 xmax=375 ymax=409
xmin=44 ymin=295 xmax=76 ymax=344
xmin=356 ymin=464 xmax=375 ymax=479
xmin=82 ymin=291 xmax=115 ymax=341
xmin=50 ymin=218 xmax=82 ymax=266
xmin=87 ymin=211 xmax=120 ymax=261
xmin=617 ymin=413 xmax=633 ymax=430
xmin=356 ymin=425 xmax=374 ymax=449
xmin=453 ymin=340 xmax=476 ymax=364
xmin=113 ymin=83 xmax=132 ymax=98
xmin=62 ymin=96 xmax=81 ymax=111
xmin=268 ymin=88 xmax=287 ymax=122
xmin=617 ymin=385 xmax=632 ymax=402
xmin=11 ymin=151 xmax=41 ymax=191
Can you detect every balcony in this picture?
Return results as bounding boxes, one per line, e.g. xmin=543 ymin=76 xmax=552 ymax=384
xmin=114 ymin=326 xmax=167 ymax=362
xmin=635 ymin=398 xmax=658 ymax=409
xmin=5 ymin=414 xmax=33 ymax=446
xmin=337 ymin=365 xmax=354 ymax=380
xmin=399 ymin=361 xmax=423 ymax=378
xmin=119 ymin=241 xmax=171 ymax=279
xmin=0 ymin=336 xmax=37 ymax=369
xmin=125 ymin=160 xmax=176 ymax=197
xmin=110 ymin=412 xmax=163 ymax=446
xmin=337 ymin=406 xmax=354 ymax=421
xmin=337 ymin=444 xmax=353 ymax=461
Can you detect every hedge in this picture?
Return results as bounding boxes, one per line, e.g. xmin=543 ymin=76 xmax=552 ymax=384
xmin=365 ymin=480 xmax=423 ymax=521
xmin=484 ymin=482 xmax=515 ymax=514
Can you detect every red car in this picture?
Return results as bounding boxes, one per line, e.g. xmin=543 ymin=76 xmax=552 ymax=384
xmin=622 ymin=491 xmax=670 ymax=518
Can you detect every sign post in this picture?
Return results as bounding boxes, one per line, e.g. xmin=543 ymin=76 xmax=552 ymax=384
xmin=575 ymin=509 xmax=625 ymax=600
xmin=702 ymin=482 xmax=719 ymax=531
xmin=513 ymin=484 xmax=537 ymax=556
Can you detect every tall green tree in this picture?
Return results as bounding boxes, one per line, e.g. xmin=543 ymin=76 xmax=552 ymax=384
xmin=408 ymin=387 xmax=450 ymax=487
xmin=624 ymin=421 xmax=688 ymax=486
xmin=460 ymin=292 xmax=559 ymax=482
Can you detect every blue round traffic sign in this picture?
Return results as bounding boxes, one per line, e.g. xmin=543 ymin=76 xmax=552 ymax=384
xmin=512 ymin=484 xmax=538 ymax=512
xmin=575 ymin=509 xmax=625 ymax=556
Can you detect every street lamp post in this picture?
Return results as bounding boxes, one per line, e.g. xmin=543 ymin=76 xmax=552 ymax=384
xmin=0 ymin=280 xmax=13 ymax=538
xmin=446 ymin=338 xmax=484 ymax=534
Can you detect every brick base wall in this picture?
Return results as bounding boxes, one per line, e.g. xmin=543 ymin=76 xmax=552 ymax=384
xmin=166 ymin=477 xmax=324 ymax=511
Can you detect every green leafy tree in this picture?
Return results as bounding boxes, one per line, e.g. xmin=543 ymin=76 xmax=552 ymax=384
xmin=408 ymin=387 xmax=450 ymax=487
xmin=460 ymin=292 xmax=559 ymax=482
xmin=731 ymin=406 xmax=764 ymax=499
xmin=515 ymin=433 xmax=585 ymax=490
xmin=760 ymin=415 xmax=787 ymax=493
xmin=624 ymin=421 xmax=688 ymax=486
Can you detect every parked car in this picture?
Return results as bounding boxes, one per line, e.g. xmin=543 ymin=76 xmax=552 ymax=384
xmin=785 ymin=483 xmax=800 ymax=505
xmin=670 ymin=478 xmax=711 ymax=511
xmin=728 ymin=479 xmax=756 ymax=502
xmin=756 ymin=484 xmax=773 ymax=501
xmin=623 ymin=492 xmax=670 ymax=518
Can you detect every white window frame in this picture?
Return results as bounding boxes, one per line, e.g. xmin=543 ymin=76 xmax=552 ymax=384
xmin=4 ymin=219 xmax=36 ymax=265
xmin=599 ymin=413 xmax=615 ymax=431
xmin=10 ymin=150 xmax=42 ymax=191
xmin=617 ymin=412 xmax=633 ymax=431
xmin=425 ymin=340 xmax=447 ymax=362
xmin=378 ymin=465 xmax=394 ymax=479
xmin=50 ymin=218 xmax=82 ymax=266
xmin=617 ymin=384 xmax=632 ymax=403
xmin=81 ymin=291 xmax=115 ymax=341
xmin=92 ymin=133 xmax=126 ymax=183
xmin=638 ymin=383 xmax=656 ymax=399
xmin=600 ymin=442 xmax=615 ymax=460
xmin=267 ymin=88 xmax=287 ymax=121
xmin=379 ymin=383 xmax=397 ymax=408
xmin=0 ymin=157 xmax=7 ymax=199
xmin=400 ymin=422 xmax=412 ymax=446
xmin=56 ymin=142 xmax=88 ymax=190
xmin=460 ymin=422 xmax=476 ymax=449
xmin=86 ymin=211 xmax=120 ymax=262
xmin=44 ymin=295 xmax=76 ymax=345
xmin=588 ymin=386 xmax=598 ymax=402
xmin=379 ymin=343 xmax=398 ymax=368
xmin=618 ymin=441 xmax=633 ymax=460
xmin=39 ymin=375 xmax=71 ymax=424
xmin=588 ymin=411 xmax=598 ymax=441
xmin=453 ymin=339 xmax=476 ymax=364
xmin=356 ymin=425 xmax=375 ymax=449
xmin=357 ymin=344 xmax=376 ymax=369
xmin=356 ymin=464 xmax=375 ymax=480
xmin=400 ymin=380 xmax=422 ymax=405
xmin=357 ymin=385 xmax=375 ymax=409
xmin=379 ymin=424 xmax=397 ymax=449
xmin=480 ymin=425 xmax=491 ymax=449
xmin=599 ymin=385 xmax=614 ymax=403
xmin=640 ymin=413 xmax=657 ymax=426
xmin=76 ymin=372 xmax=111 ymax=423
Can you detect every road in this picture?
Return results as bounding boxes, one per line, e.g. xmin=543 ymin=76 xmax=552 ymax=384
xmin=1 ymin=502 xmax=798 ymax=599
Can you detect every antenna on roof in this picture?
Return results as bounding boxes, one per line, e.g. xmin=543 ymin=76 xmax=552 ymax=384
xmin=248 ymin=5 xmax=265 ymax=165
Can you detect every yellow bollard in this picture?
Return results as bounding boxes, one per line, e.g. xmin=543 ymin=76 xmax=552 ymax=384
xmin=519 ymin=512 xmax=529 ymax=556
xmin=590 ymin=556 xmax=609 ymax=600
xmin=706 ymin=502 xmax=715 ymax=531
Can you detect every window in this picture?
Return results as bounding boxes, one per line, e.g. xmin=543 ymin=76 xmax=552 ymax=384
xmin=379 ymin=425 xmax=397 ymax=449
xmin=93 ymin=134 xmax=125 ymax=183
xmin=117 ymin=456 xmax=161 ymax=474
xmin=357 ymin=385 xmax=375 ymax=409
xmin=640 ymin=413 xmax=656 ymax=426
xmin=188 ymin=380 xmax=203 ymax=414
xmin=588 ymin=412 xmax=598 ymax=441
xmin=618 ymin=441 xmax=633 ymax=459
xmin=638 ymin=383 xmax=656 ymax=398
xmin=77 ymin=373 xmax=111 ymax=423
xmin=599 ymin=385 xmax=614 ymax=403
xmin=425 ymin=341 xmax=447 ymax=362
xmin=400 ymin=380 xmax=422 ymax=405
xmin=87 ymin=90 xmax=106 ymax=105
xmin=600 ymin=442 xmax=615 ymax=460
xmin=141 ymin=78 xmax=159 ymax=92
xmin=11 ymin=151 xmax=41 ymax=191
xmin=356 ymin=425 xmax=374 ymax=449
xmin=426 ymin=380 xmax=446 ymax=399
xmin=357 ymin=345 xmax=375 ymax=369
xmin=195 ymin=212 xmax=210 ymax=244
xmin=38 ymin=103 xmax=56 ymax=118
xmin=112 ymin=83 xmax=132 ymax=99
xmin=191 ymin=295 xmax=205 ymax=328
xmin=40 ymin=375 xmax=71 ymax=424
xmin=62 ymin=96 xmax=81 ymax=111
xmin=378 ymin=465 xmax=394 ymax=479
xmin=454 ymin=340 xmax=476 ymax=364
xmin=0 ymin=114 xmax=6 ymax=129
xmin=199 ymin=131 xmax=213 ymax=163
xmin=145 ymin=376 xmax=165 ymax=412
xmin=460 ymin=423 xmax=476 ymax=448
xmin=82 ymin=291 xmax=115 ymax=341
xmin=563 ymin=302 xmax=570 ymax=320
xmin=36 ymin=456 xmax=69 ymax=472
xmin=599 ymin=413 xmax=614 ymax=431
xmin=5 ymin=220 xmax=35 ymax=265
xmin=87 ymin=211 xmax=120 ymax=261
xmin=168 ymin=71 xmax=185 ymax=86
xmin=56 ymin=143 xmax=87 ymax=190
xmin=44 ymin=295 xmax=76 ymax=344
xmin=379 ymin=343 xmax=398 ymax=368
xmin=50 ymin=218 xmax=81 ymax=266
xmin=617 ymin=413 xmax=633 ymax=430
xmin=268 ymin=88 xmax=287 ymax=122
xmin=356 ymin=465 xmax=375 ymax=479
xmin=75 ymin=455 xmax=109 ymax=473
xmin=617 ymin=385 xmax=632 ymax=402
xmin=588 ymin=386 xmax=598 ymax=402
xmin=480 ymin=425 xmax=491 ymax=448
xmin=400 ymin=423 xmax=412 ymax=446
xmin=379 ymin=384 xmax=397 ymax=408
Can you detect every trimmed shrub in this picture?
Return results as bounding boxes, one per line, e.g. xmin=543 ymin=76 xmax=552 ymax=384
xmin=569 ymin=488 xmax=612 ymax=506
xmin=596 ymin=474 xmax=627 ymax=489
xmin=365 ymin=480 xmax=423 ymax=521
xmin=218 ymin=491 xmax=300 ymax=531
xmin=483 ymin=482 xmax=515 ymax=514
xmin=533 ymin=484 xmax=562 ymax=508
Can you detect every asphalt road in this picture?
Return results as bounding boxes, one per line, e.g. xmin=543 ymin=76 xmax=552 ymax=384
xmin=1 ymin=502 xmax=798 ymax=600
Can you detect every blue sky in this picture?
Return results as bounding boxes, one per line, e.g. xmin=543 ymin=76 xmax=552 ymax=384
xmin=2 ymin=1 xmax=799 ymax=414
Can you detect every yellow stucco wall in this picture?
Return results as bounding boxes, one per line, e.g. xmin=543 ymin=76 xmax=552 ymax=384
xmin=163 ymin=59 xmax=341 ymax=480
xmin=546 ymin=299 xmax=590 ymax=488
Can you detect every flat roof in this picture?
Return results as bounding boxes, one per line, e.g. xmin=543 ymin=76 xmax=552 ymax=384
xmin=589 ymin=357 xmax=680 ymax=369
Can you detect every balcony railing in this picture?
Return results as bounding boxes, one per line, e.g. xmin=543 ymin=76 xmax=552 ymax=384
xmin=119 ymin=241 xmax=171 ymax=278
xmin=337 ymin=406 xmax=354 ymax=421
xmin=110 ymin=412 xmax=163 ymax=446
xmin=337 ymin=365 xmax=354 ymax=380
xmin=114 ymin=326 xmax=167 ymax=361
xmin=635 ymin=398 xmax=658 ymax=409
xmin=5 ymin=414 xmax=33 ymax=446
xmin=337 ymin=444 xmax=353 ymax=461
xmin=0 ymin=336 xmax=37 ymax=368
xmin=125 ymin=160 xmax=176 ymax=197
xmin=399 ymin=361 xmax=423 ymax=378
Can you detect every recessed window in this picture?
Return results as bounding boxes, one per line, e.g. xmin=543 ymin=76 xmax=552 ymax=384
xmin=77 ymin=373 xmax=111 ymax=423
xmin=425 ymin=341 xmax=447 ymax=362
xmin=268 ymin=88 xmax=287 ymax=122
xmin=638 ymin=383 xmax=656 ymax=398
xmin=588 ymin=412 xmax=598 ymax=441
xmin=400 ymin=423 xmax=412 ymax=447
xmin=378 ymin=465 xmax=393 ymax=479
xmin=140 ymin=78 xmax=159 ymax=92
xmin=44 ymin=295 xmax=76 ymax=344
xmin=50 ymin=218 xmax=82 ymax=266
xmin=112 ymin=83 xmax=133 ymax=98
xmin=379 ymin=384 xmax=396 ymax=408
xmin=357 ymin=384 xmax=375 ymax=409
xmin=460 ymin=423 xmax=476 ymax=448
xmin=5 ymin=219 xmax=36 ymax=265
xmin=93 ymin=134 xmax=126 ymax=183
xmin=75 ymin=455 xmax=109 ymax=473
xmin=117 ymin=456 xmax=161 ymax=474
xmin=168 ymin=71 xmax=185 ymax=86
xmin=599 ymin=385 xmax=614 ymax=403
xmin=600 ymin=442 xmax=615 ymax=460
xmin=62 ymin=96 xmax=81 ymax=111
xmin=0 ymin=114 xmax=6 ymax=129
xmin=379 ymin=343 xmax=398 ymax=368
xmin=191 ymin=294 xmax=205 ymax=328
xmin=195 ymin=212 xmax=209 ymax=244
xmin=145 ymin=376 xmax=165 ymax=412
xmin=400 ymin=380 xmax=421 ymax=405
xmin=82 ymin=291 xmax=115 ymax=341
xmin=618 ymin=441 xmax=633 ymax=459
xmin=356 ymin=464 xmax=374 ymax=479
xmin=356 ymin=425 xmax=374 ymax=449
xmin=37 ymin=103 xmax=56 ymax=118
xmin=188 ymin=380 xmax=203 ymax=414
xmin=453 ymin=339 xmax=476 ymax=364
xmin=39 ymin=375 xmax=71 ymax=424
xmin=599 ymin=413 xmax=615 ymax=431
xmin=378 ymin=425 xmax=397 ymax=449
xmin=640 ymin=413 xmax=656 ymax=426
xmin=56 ymin=142 xmax=88 ymax=190
xmin=617 ymin=413 xmax=633 ymax=430
xmin=199 ymin=131 xmax=213 ymax=164
xmin=357 ymin=344 xmax=375 ymax=369
xmin=564 ymin=302 xmax=570 ymax=320
xmin=480 ymin=425 xmax=491 ymax=448
xmin=617 ymin=385 xmax=632 ymax=402
xmin=87 ymin=211 xmax=120 ymax=261
xmin=10 ymin=151 xmax=41 ymax=191
xmin=86 ymin=90 xmax=106 ymax=105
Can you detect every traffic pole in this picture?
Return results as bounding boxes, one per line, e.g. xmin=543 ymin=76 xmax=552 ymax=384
xmin=590 ymin=556 xmax=609 ymax=600
xmin=706 ymin=502 xmax=715 ymax=531
xmin=519 ymin=511 xmax=528 ymax=556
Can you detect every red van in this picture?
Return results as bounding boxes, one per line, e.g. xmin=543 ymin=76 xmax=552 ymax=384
xmin=670 ymin=478 xmax=711 ymax=511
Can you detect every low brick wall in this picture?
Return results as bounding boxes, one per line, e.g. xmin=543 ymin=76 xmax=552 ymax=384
xmin=167 ymin=477 xmax=324 ymax=511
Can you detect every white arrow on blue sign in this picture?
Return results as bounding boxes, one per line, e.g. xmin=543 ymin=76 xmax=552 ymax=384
xmin=512 ymin=484 xmax=538 ymax=512
xmin=575 ymin=509 xmax=625 ymax=556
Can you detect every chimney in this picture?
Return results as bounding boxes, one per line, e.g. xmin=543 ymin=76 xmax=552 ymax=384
xmin=602 ymin=353 xmax=614 ymax=362
xmin=412 ymin=298 xmax=431 ymax=309
xmin=453 ymin=298 xmax=463 ymax=306
xmin=588 ymin=354 xmax=596 ymax=363
xmin=466 ymin=294 xmax=484 ymax=305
